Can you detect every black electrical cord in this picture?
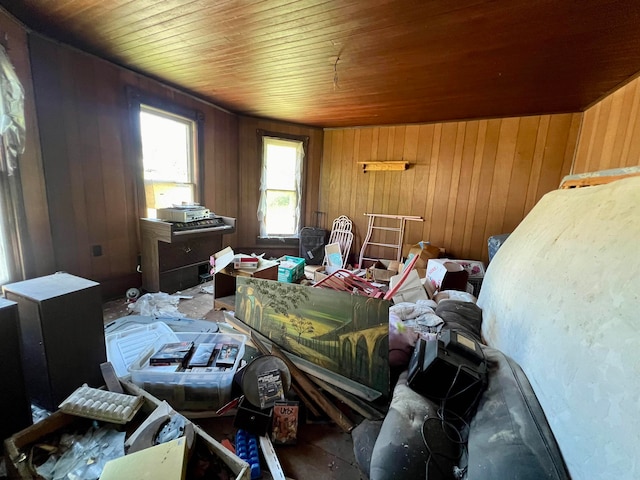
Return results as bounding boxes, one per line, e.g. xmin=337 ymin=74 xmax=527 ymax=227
xmin=421 ymin=414 xmax=463 ymax=479
xmin=421 ymin=343 xmax=488 ymax=479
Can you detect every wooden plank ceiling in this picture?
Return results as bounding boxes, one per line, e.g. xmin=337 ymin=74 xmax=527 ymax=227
xmin=3 ymin=0 xmax=640 ymax=128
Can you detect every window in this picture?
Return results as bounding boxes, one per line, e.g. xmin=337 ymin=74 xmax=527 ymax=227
xmin=128 ymin=88 xmax=204 ymax=219
xmin=258 ymin=135 xmax=306 ymax=238
xmin=139 ymin=105 xmax=198 ymax=218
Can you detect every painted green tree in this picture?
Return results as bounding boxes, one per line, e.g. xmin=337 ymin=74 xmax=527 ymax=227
xmin=244 ymin=278 xmax=311 ymax=336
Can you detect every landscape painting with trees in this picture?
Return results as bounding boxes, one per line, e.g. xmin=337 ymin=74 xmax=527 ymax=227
xmin=235 ymin=277 xmax=390 ymax=395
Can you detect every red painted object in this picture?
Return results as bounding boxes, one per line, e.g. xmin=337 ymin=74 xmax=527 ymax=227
xmin=313 ymin=269 xmax=384 ymax=298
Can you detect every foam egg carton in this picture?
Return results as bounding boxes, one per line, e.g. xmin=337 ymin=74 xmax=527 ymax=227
xmin=59 ymin=384 xmax=144 ymax=424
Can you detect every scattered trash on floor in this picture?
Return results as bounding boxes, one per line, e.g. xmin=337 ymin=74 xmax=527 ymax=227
xmin=127 ymin=292 xmax=183 ymax=317
xmin=34 ymin=425 xmax=125 ymax=480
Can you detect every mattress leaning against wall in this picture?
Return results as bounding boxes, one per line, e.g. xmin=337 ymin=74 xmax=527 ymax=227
xmin=477 ymin=176 xmax=640 ymax=480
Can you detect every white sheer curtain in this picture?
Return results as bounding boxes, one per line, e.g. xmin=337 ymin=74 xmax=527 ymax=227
xmin=0 ymin=44 xmax=26 ymax=285
xmin=257 ymin=136 xmax=304 ymax=238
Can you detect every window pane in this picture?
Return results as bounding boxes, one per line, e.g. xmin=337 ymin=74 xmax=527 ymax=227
xmin=144 ymin=182 xmax=195 ymax=217
xmin=265 ymin=143 xmax=297 ymax=190
xmin=139 ymin=106 xmax=196 ymax=217
xmin=265 ymin=190 xmax=297 ymax=235
xmin=140 ymin=110 xmax=192 ymax=183
xmin=259 ymin=135 xmax=304 ymax=238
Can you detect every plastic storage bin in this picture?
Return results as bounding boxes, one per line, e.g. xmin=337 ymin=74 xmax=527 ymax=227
xmin=106 ymin=323 xmax=246 ymax=411
xmin=129 ymin=331 xmax=246 ymax=411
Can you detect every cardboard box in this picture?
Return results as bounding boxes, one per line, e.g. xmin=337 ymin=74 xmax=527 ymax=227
xmin=304 ymin=264 xmax=325 ymax=280
xmin=212 ymin=248 xmax=278 ymax=301
xmin=369 ymin=259 xmax=400 ymax=283
xmin=101 ymin=437 xmax=189 ymax=480
xmin=426 ymin=258 xmax=469 ymax=292
xmin=413 ymin=268 xmax=427 ymax=279
xmin=225 ymin=260 xmax=279 ymax=279
xmin=402 ymin=242 xmax=441 ymax=269
xmin=313 ymin=269 xmax=330 ymax=283
xmin=389 ymin=269 xmax=429 ymax=303
xmin=4 ymin=381 xmax=250 ymax=480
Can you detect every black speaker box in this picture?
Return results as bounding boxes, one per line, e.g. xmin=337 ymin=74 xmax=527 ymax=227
xmin=408 ymin=332 xmax=487 ymax=419
xmin=0 ymin=298 xmax=32 ymax=440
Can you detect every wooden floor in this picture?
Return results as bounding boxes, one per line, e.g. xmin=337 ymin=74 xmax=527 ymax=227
xmin=103 ymin=281 xmax=368 ymax=480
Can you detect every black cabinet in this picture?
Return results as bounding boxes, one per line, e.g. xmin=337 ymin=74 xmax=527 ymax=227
xmin=0 ymin=298 xmax=32 ymax=439
xmin=3 ymin=273 xmax=106 ymax=411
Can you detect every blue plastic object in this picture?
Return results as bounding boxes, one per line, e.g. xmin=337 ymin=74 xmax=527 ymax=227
xmin=235 ymin=429 xmax=261 ymax=479
xmin=488 ymin=234 xmax=511 ymax=262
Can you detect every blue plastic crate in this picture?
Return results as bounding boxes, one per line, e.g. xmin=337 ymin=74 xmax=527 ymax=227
xmin=277 ymin=256 xmax=305 ymax=283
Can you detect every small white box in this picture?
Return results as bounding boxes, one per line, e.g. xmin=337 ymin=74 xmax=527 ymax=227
xmin=233 ymin=255 xmax=259 ymax=270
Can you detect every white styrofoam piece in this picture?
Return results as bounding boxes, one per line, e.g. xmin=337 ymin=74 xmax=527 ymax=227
xmin=59 ymin=384 xmax=144 ymax=424
xmin=106 ymin=322 xmax=177 ymax=378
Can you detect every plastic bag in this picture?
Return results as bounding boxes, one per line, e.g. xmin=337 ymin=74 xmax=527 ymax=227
xmin=127 ymin=292 xmax=181 ymax=317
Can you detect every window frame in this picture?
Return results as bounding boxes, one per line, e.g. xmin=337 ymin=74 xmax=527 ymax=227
xmin=128 ymin=88 xmax=205 ymax=218
xmin=256 ymin=129 xmax=309 ymax=242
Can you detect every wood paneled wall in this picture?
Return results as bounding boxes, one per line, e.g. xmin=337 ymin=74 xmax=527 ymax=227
xmin=236 ymin=116 xmax=323 ymax=258
xmin=573 ymin=75 xmax=640 ymax=173
xmin=0 ymin=11 xmax=54 ymax=278
xmin=28 ymin=33 xmax=240 ymax=298
xmin=321 ymin=114 xmax=581 ymax=264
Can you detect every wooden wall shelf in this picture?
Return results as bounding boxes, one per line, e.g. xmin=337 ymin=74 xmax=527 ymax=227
xmin=357 ymin=161 xmax=410 ymax=172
